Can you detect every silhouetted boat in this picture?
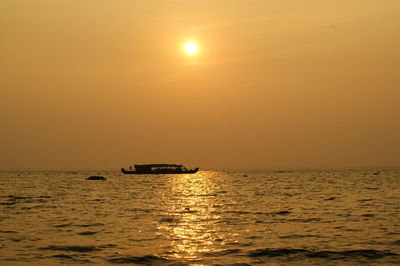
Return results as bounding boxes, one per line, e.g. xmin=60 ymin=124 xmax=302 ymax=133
xmin=121 ymin=164 xmax=199 ymax=175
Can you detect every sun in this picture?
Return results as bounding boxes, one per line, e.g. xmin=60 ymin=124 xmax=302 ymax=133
xmin=184 ymin=41 xmax=198 ymax=55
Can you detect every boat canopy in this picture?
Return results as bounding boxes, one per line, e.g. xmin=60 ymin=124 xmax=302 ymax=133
xmin=122 ymin=163 xmax=198 ymax=174
xmin=135 ymin=164 xmax=183 ymax=172
xmin=135 ymin=163 xmax=183 ymax=168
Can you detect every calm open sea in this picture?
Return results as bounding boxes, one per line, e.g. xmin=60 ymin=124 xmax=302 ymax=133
xmin=0 ymin=170 xmax=399 ymax=265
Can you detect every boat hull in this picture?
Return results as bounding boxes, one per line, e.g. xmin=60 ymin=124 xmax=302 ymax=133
xmin=121 ymin=168 xmax=199 ymax=175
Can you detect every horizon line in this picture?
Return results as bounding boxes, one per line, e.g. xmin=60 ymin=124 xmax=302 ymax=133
xmin=0 ymin=166 xmax=399 ymax=172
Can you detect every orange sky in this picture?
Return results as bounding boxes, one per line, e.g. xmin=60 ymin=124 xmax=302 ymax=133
xmin=1 ymin=0 xmax=399 ymax=170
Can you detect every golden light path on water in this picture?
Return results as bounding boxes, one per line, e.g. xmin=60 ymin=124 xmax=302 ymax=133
xmin=157 ymin=172 xmax=236 ymax=261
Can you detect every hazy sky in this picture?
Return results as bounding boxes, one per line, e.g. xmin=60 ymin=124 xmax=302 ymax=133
xmin=1 ymin=0 xmax=399 ymax=170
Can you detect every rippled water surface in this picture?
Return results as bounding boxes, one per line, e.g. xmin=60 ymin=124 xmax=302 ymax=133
xmin=1 ymin=170 xmax=400 ymax=265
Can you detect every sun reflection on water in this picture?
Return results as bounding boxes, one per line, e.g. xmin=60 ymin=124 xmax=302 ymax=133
xmin=157 ymin=172 xmax=226 ymax=261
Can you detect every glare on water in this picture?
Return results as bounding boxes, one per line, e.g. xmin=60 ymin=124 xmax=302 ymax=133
xmin=0 ymin=170 xmax=400 ymax=265
xmin=157 ymin=173 xmax=224 ymax=259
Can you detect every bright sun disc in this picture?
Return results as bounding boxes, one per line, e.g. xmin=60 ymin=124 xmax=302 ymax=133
xmin=184 ymin=42 xmax=198 ymax=55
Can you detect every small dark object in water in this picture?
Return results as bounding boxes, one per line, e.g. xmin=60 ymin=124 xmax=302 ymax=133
xmin=86 ymin=176 xmax=106 ymax=180
xmin=373 ymin=171 xmax=380 ymax=175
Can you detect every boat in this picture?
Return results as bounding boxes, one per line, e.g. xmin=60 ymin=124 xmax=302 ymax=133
xmin=121 ymin=164 xmax=199 ymax=175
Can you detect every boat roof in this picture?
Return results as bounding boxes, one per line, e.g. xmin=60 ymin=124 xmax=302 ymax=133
xmin=134 ymin=164 xmax=183 ymax=168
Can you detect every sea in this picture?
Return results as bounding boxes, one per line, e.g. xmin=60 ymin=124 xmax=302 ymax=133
xmin=0 ymin=169 xmax=399 ymax=265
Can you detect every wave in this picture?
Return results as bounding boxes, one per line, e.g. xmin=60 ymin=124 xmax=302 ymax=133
xmin=77 ymin=231 xmax=97 ymax=235
xmin=391 ymin=240 xmax=400 ymax=245
xmin=107 ymin=255 xmax=169 ymax=264
xmin=76 ymin=222 xmax=104 ymax=227
xmin=0 ymin=230 xmax=17 ymax=234
xmin=0 ymin=202 xmax=16 ymax=205
xmin=6 ymin=195 xmax=32 ymax=200
xmin=159 ymin=217 xmax=180 ymax=223
xmin=224 ymin=210 xmax=291 ymax=216
xmin=287 ymin=218 xmax=321 ymax=223
xmin=279 ymin=234 xmax=320 ymax=239
xmin=50 ymin=254 xmax=93 ymax=263
xmin=247 ymin=248 xmax=399 ymax=260
xmin=203 ymin=249 xmax=241 ymax=257
xmin=128 ymin=238 xmax=159 ymax=242
xmin=324 ymin=197 xmax=338 ymax=201
xmin=362 ymin=214 xmax=375 ymax=217
xmin=103 ymin=248 xmax=400 ymax=264
xmin=0 ymin=195 xmax=52 ymax=207
xmin=39 ymin=244 xmax=117 ymax=253
xmin=53 ymin=222 xmax=72 ymax=228
xmin=127 ymin=208 xmax=156 ymax=213
xmin=52 ymin=222 xmax=105 ymax=228
xmin=39 ymin=245 xmax=101 ymax=252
